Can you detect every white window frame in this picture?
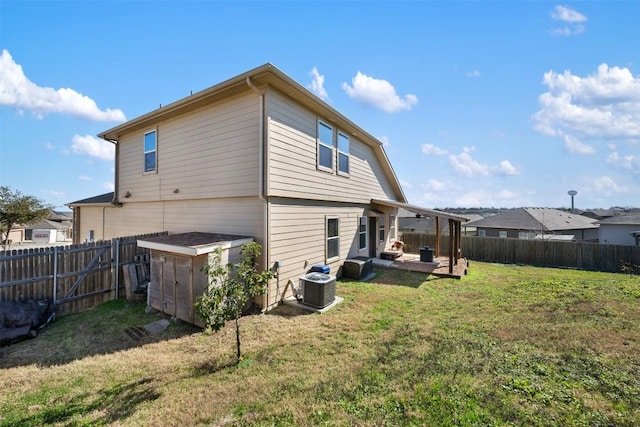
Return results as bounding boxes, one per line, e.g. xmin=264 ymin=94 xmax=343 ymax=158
xmin=326 ymin=216 xmax=340 ymax=262
xmin=144 ymin=129 xmax=158 ymax=173
xmin=358 ymin=216 xmax=367 ymax=251
xmin=478 ymin=229 xmax=486 ymax=237
xmin=337 ymin=131 xmax=350 ymax=176
xmin=379 ymin=215 xmax=386 ymax=242
xmin=499 ymin=230 xmax=508 ymax=238
xmin=317 ymin=120 xmax=334 ymax=172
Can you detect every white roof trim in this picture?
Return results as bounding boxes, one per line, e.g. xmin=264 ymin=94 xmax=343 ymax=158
xmin=137 ymin=237 xmax=253 ymax=256
xmin=372 ymin=199 xmax=469 ymax=222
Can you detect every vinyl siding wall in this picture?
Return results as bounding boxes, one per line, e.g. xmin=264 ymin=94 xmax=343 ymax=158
xmin=266 ymin=89 xmax=397 ymax=203
xmin=77 ymin=198 xmax=265 ymax=244
xmin=600 ymin=224 xmax=638 ymax=246
xmin=117 ymin=92 xmax=261 ymax=203
xmin=265 ymin=199 xmax=396 ymax=308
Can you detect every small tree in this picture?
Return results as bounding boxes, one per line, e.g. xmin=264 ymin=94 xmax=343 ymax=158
xmin=0 ymin=186 xmax=52 ymax=250
xmin=195 ymin=241 xmax=275 ymax=365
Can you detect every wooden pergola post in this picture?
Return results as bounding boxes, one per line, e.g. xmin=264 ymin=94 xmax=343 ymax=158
xmin=434 ymin=216 xmax=440 ymax=257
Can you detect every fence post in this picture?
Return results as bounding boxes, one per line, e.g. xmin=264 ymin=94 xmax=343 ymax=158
xmin=112 ymin=238 xmax=120 ymax=300
xmin=52 ymin=246 xmax=59 ymax=320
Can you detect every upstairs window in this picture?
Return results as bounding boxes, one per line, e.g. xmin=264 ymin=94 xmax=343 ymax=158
xmin=337 ymin=131 xmax=350 ymax=175
xmin=144 ymin=130 xmax=157 ymax=173
xmin=317 ymin=121 xmax=334 ymax=171
xmin=326 ymin=217 xmax=340 ymax=261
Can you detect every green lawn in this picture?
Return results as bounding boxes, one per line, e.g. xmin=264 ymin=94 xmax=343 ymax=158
xmin=1 ymin=262 xmax=639 ymax=426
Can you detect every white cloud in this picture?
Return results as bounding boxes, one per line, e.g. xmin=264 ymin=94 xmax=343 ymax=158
xmin=308 ymin=67 xmax=329 ymax=101
xmin=448 ymin=147 xmax=520 ymax=178
xmin=103 ymin=182 xmax=115 ymax=192
xmin=496 ymin=160 xmax=520 ymax=176
xmin=497 ymin=189 xmax=517 ymax=200
xmin=44 ymin=141 xmax=54 ymax=150
xmin=592 ymin=176 xmax=629 ymax=193
xmin=421 ymin=143 xmax=447 ymax=156
xmin=550 ymin=5 xmax=587 ymax=36
xmin=427 ymin=178 xmax=447 ymax=191
xmin=449 ymin=147 xmax=490 ymax=177
xmin=71 ymin=134 xmax=115 ymax=160
xmin=342 ymin=71 xmax=417 ymax=113
xmin=563 ymin=134 xmax=595 ymax=154
xmin=607 ymin=151 xmax=639 ymax=171
xmin=466 ymin=70 xmax=480 ymax=78
xmin=379 ymin=136 xmax=390 ymax=147
xmin=551 ymin=5 xmax=587 ymax=23
xmin=79 ymin=175 xmax=92 ymax=181
xmin=399 ymin=179 xmax=412 ymax=189
xmin=0 ymin=49 xmax=126 ymax=122
xmin=533 ymin=64 xmax=640 ymax=152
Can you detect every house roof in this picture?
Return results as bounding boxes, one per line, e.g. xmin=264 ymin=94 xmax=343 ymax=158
xmin=48 ymin=210 xmax=73 ymax=221
xmin=67 ymin=192 xmax=115 ymax=206
xmin=597 ymin=210 xmax=640 ymax=225
xmin=465 ymin=207 xmax=598 ymax=231
xmin=97 ymin=63 xmax=406 ymax=203
xmin=26 ymin=219 xmax=68 ymax=231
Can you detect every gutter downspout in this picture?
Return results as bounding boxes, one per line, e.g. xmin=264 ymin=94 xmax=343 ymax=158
xmin=246 ymin=77 xmax=273 ymax=310
xmin=105 ymin=138 xmax=121 ymax=206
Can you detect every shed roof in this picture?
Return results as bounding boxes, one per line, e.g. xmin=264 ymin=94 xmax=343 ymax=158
xmin=137 ymin=232 xmax=253 ymax=256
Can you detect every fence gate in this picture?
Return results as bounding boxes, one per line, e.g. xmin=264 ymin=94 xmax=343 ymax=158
xmin=0 ymin=233 xmax=165 ymax=318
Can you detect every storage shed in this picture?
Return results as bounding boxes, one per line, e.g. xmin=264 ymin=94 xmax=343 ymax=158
xmin=137 ymin=232 xmax=253 ymax=327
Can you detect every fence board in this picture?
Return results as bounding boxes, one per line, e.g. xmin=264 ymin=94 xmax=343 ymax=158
xmin=0 ymin=232 xmax=167 ymax=317
xmin=401 ymin=232 xmax=640 ymax=273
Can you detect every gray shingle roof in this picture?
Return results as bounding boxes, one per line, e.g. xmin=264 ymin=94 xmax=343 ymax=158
xmin=67 ymin=192 xmax=114 ymax=205
xmin=466 ymin=208 xmax=598 ymax=231
xmin=597 ymin=211 xmax=640 ymax=225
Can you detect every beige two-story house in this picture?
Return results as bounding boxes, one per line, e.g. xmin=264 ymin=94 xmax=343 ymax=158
xmin=68 ymin=64 xmax=466 ymax=309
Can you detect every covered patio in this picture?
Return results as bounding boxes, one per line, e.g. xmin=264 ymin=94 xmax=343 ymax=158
xmin=372 ymin=253 xmax=468 ymax=279
xmin=372 ymin=199 xmax=469 ymax=278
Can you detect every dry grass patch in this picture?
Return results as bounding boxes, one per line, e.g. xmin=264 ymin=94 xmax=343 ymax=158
xmin=1 ymin=262 xmax=639 ymax=426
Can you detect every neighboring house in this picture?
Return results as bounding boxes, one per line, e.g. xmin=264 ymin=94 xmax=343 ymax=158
xmin=67 ymin=63 xmax=467 ymax=309
xmin=597 ymin=210 xmax=640 ymax=246
xmin=466 ymin=207 xmax=599 ymax=241
xmin=24 ymin=219 xmax=70 ymax=243
xmin=67 ymin=192 xmax=115 ymax=242
xmin=579 ymin=209 xmax=620 ymax=221
xmin=3 ymin=211 xmax=73 ymax=245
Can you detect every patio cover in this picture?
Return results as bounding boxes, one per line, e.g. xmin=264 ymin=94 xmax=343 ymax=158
xmin=371 ymin=199 xmax=468 ymax=274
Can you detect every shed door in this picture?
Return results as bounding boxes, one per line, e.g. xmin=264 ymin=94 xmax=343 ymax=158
xmin=161 ymin=255 xmax=177 ymax=317
xmin=174 ymin=256 xmax=193 ymax=323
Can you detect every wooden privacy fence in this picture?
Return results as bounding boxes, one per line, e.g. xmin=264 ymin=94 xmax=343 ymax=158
xmin=0 ymin=232 xmax=167 ymax=317
xmin=401 ymin=232 xmax=640 ymax=274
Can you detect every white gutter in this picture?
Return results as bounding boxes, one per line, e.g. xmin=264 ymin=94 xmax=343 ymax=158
xmin=104 ymin=138 xmax=121 ymax=206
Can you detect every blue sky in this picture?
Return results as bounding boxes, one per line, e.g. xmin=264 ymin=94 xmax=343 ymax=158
xmin=1 ymin=1 xmax=638 ymax=211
